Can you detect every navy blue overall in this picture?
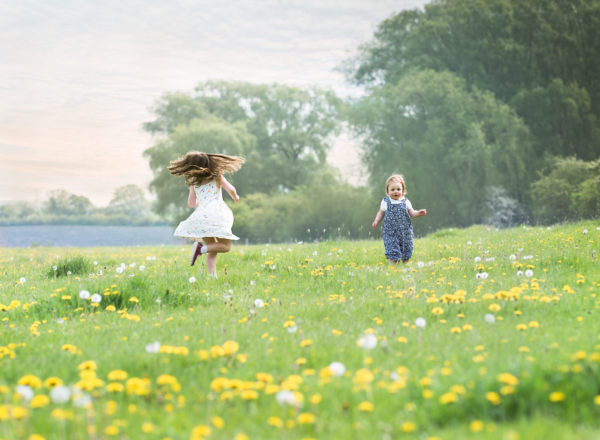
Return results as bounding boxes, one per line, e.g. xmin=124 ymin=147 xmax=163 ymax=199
xmin=382 ymin=197 xmax=414 ymax=261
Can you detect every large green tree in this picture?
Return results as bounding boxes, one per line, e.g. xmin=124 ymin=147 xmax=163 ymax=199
xmin=345 ymin=0 xmax=600 ymax=161
xmin=351 ymin=69 xmax=533 ymax=231
xmin=144 ymin=81 xmax=343 ymax=221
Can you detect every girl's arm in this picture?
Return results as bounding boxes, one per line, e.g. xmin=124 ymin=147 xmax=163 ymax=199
xmin=220 ymin=175 xmax=240 ymax=202
xmin=408 ymin=208 xmax=427 ymax=218
xmin=187 ymin=187 xmax=197 ymax=208
xmin=372 ymin=209 xmax=384 ymax=229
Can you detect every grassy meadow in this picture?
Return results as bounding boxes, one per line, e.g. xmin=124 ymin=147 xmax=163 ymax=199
xmin=1 ymin=221 xmax=600 ymax=440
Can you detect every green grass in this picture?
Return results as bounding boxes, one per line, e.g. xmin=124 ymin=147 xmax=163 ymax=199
xmin=1 ymin=221 xmax=599 ymax=440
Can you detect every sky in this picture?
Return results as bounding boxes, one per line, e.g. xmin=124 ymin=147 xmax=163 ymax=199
xmin=0 ymin=0 xmax=428 ymax=207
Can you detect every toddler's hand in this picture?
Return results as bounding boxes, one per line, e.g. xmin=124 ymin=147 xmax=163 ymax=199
xmin=372 ymin=222 xmax=377 ymax=230
xmin=420 ymin=209 xmax=427 ymax=216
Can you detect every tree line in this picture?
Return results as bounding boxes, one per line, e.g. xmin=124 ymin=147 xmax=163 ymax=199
xmin=143 ymin=0 xmax=599 ymax=241
xmin=0 ymin=185 xmax=162 ymax=226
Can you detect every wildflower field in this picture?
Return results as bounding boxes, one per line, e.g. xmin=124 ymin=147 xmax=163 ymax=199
xmin=1 ymin=221 xmax=600 ymax=440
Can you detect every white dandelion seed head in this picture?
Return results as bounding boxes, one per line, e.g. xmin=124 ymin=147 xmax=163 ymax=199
xmin=480 ymin=272 xmax=488 ymax=279
xmin=467 ymin=241 xmax=472 ymax=245
xmin=129 ymin=262 xmax=136 ymax=267
xmin=93 ymin=261 xmax=98 ymax=265
xmin=357 ymin=333 xmax=378 ymax=349
xmin=328 ymin=362 xmax=346 ymax=376
xmin=525 ymin=269 xmax=533 ymax=277
xmin=189 ymin=276 xmax=196 ymax=283
xmin=484 ymin=313 xmax=495 ymax=324
xmin=72 ymin=392 xmax=92 ymax=408
xmin=287 ymin=326 xmax=298 ymax=333
xmin=116 ymin=267 xmax=124 ymax=274
xmin=415 ymin=317 xmax=426 ymax=328
xmin=517 ymin=270 xmax=524 ymax=277
xmin=49 ymin=386 xmax=71 ymax=403
xmin=509 ymin=254 xmax=517 ymax=261
xmin=583 ymin=229 xmax=588 ymax=234
xmin=15 ymin=385 xmax=34 ymax=401
xmin=254 ymin=299 xmax=265 ymax=308
xmin=249 ymin=280 xmax=256 ymax=286
xmin=90 ymin=294 xmax=102 ymax=303
xmin=145 ymin=341 xmax=161 ymax=353
xmin=155 ymin=298 xmax=161 ymax=304
xmin=139 ymin=265 xmax=145 ymax=271
xmin=53 ymin=266 xmax=58 ymax=271
xmin=275 ymin=390 xmax=297 ymax=406
xmin=57 ymin=318 xmax=64 ymax=324
xmin=417 ymin=261 xmax=425 ymax=268
xmin=474 ymin=257 xmax=481 ymax=263
xmin=476 ymin=273 xmax=482 ymax=279
xmin=67 ymin=271 xmax=72 ymax=275
xmin=79 ymin=290 xmax=90 ymax=300
xmin=19 ymin=277 xmax=26 ymax=284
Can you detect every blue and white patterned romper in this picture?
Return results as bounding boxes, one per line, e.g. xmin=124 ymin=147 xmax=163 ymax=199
xmin=382 ymin=197 xmax=414 ymax=261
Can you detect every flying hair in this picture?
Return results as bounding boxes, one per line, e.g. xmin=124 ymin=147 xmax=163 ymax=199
xmin=168 ymin=152 xmax=245 ymax=186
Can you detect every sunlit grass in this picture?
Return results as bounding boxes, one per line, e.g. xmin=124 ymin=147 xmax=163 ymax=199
xmin=1 ymin=221 xmax=599 ymax=439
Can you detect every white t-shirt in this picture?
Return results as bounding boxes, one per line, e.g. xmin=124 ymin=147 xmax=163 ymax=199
xmin=380 ymin=197 xmax=412 ymax=212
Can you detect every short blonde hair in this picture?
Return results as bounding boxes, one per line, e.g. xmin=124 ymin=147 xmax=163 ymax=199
xmin=385 ymin=174 xmax=406 ymax=197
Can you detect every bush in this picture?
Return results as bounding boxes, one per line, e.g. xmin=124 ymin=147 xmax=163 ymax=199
xmin=530 ymin=156 xmax=600 ymax=224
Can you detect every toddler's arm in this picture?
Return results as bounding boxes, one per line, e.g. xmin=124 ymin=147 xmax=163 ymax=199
xmin=408 ymin=208 xmax=427 ymax=218
xmin=372 ymin=209 xmax=384 ymax=230
xmin=220 ymin=176 xmax=240 ymax=202
xmin=187 ymin=186 xmax=197 ymax=208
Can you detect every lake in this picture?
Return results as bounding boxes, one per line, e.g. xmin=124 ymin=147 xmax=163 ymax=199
xmin=0 ymin=225 xmax=182 ymax=247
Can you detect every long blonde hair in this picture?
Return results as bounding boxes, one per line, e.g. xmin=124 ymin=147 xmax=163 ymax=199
xmin=385 ymin=174 xmax=406 ymax=197
xmin=168 ymin=152 xmax=244 ymax=186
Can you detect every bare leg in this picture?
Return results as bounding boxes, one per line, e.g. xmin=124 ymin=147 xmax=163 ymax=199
xmin=203 ymin=237 xmax=231 ymax=276
xmin=388 ymin=259 xmax=399 ymax=265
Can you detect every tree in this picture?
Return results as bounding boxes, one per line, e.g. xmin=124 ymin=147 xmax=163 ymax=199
xmin=345 ymin=0 xmax=600 ymax=161
xmin=351 ymin=69 xmax=533 ymax=231
xmin=144 ymin=81 xmax=343 ymax=221
xmin=43 ymin=190 xmax=94 ymax=216
xmin=106 ymin=184 xmax=150 ymax=218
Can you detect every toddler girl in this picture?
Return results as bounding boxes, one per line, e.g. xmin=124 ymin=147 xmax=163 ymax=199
xmin=372 ymin=174 xmax=426 ymax=264
xmin=169 ymin=151 xmax=244 ymax=277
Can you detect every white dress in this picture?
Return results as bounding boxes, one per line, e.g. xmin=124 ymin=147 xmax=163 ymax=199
xmin=173 ymin=180 xmax=239 ymax=240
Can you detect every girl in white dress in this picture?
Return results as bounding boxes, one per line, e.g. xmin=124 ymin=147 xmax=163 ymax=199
xmin=169 ymin=151 xmax=244 ymax=277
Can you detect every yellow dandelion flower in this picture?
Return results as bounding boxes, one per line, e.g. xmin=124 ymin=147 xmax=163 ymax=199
xmin=43 ymin=377 xmax=63 ymax=388
xmin=241 ymin=390 xmax=259 ymax=400
xmin=268 ymin=416 xmax=283 ymax=428
xmin=486 ymin=391 xmax=501 ymax=405
xmin=300 ymin=339 xmax=313 ymax=347
xmin=31 ymin=395 xmax=50 ymax=408
xmin=497 ymin=373 xmax=519 ymax=386
xmin=223 ymin=340 xmax=239 ymax=356
xmin=141 ymin=422 xmax=155 ymax=433
xmin=401 ymin=422 xmax=416 ymax=432
xmin=439 ymin=392 xmax=458 ymax=404
xmin=297 ymin=412 xmax=316 ymax=424
xmin=191 ymin=425 xmax=211 ymax=439
xmin=106 ymin=382 xmax=124 ymax=393
xmin=18 ymin=374 xmax=42 ymax=389
xmin=549 ymin=391 xmax=565 ymax=402
xmin=358 ymin=401 xmax=374 ymax=412
xmin=212 ymin=416 xmax=225 ymax=429
xmin=107 ymin=370 xmax=128 ymax=381
xmin=470 ymin=420 xmax=484 ymax=432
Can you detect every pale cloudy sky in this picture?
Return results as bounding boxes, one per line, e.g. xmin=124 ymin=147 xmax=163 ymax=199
xmin=0 ymin=0 xmax=427 ymax=206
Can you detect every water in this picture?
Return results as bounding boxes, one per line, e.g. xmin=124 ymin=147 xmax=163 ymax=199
xmin=0 ymin=225 xmax=182 ymax=247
